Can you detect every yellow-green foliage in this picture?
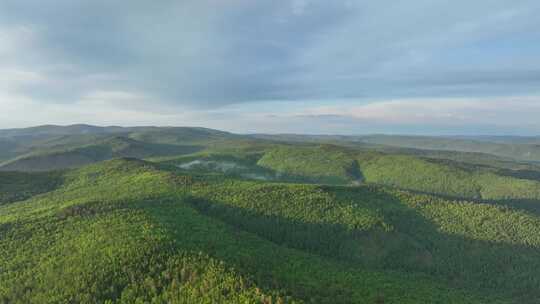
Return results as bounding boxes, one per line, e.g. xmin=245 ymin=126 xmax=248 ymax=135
xmin=475 ymin=173 xmax=540 ymax=200
xmin=357 ymin=153 xmax=482 ymax=197
xmin=357 ymin=153 xmax=540 ymax=200
xmin=0 ymin=160 xmax=290 ymax=304
xmin=256 ymin=144 xmax=540 ymax=201
xmin=0 ymin=159 xmax=506 ymax=304
xmin=187 ymin=179 xmax=540 ymax=303
xmin=257 ymin=145 xmax=361 ymax=184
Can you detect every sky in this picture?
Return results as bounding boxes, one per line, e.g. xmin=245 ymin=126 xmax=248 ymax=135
xmin=1 ymin=0 xmax=539 ymax=135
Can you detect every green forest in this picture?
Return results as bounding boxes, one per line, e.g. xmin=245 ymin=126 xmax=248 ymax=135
xmin=2 ymin=126 xmax=540 ymax=303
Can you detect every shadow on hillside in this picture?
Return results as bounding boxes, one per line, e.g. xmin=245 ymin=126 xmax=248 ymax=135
xmin=480 ymin=197 xmax=540 ymax=215
xmin=394 ymin=186 xmax=540 ymax=216
xmin=182 ymin=189 xmax=540 ymax=304
xmin=0 ymin=171 xmax=66 ymax=205
xmin=347 ymin=159 xmax=365 ymax=184
xmin=495 ymin=167 xmax=540 ymax=182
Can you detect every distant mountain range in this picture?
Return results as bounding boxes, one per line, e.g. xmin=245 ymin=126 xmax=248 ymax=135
xmin=253 ymin=133 xmax=540 ymax=162
xmin=2 ymin=125 xmax=540 ymax=173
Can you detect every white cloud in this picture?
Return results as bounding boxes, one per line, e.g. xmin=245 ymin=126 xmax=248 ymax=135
xmin=0 ymin=68 xmax=43 ymax=89
xmin=0 ymin=1 xmax=539 ymax=134
xmin=301 ymin=96 xmax=540 ymax=126
xmin=2 ymin=91 xmax=540 ymax=134
xmin=0 ymin=90 xmax=183 ymax=128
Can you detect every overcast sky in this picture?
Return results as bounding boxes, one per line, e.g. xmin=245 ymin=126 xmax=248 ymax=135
xmin=1 ymin=0 xmax=539 ymax=135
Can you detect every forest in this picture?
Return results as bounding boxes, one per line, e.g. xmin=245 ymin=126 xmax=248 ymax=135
xmin=1 ymin=125 xmax=540 ymax=303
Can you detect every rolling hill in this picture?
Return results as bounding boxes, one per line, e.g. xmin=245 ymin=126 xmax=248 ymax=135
xmin=358 ymin=135 xmax=540 ymax=162
xmin=254 ymin=144 xmax=540 ymax=201
xmin=253 ymin=134 xmax=540 ymax=162
xmin=2 ymin=125 xmax=540 ymax=303
xmin=0 ymin=136 xmax=202 ymax=172
xmin=1 ymin=158 xmax=540 ymax=303
xmin=0 ymin=125 xmax=242 ymax=171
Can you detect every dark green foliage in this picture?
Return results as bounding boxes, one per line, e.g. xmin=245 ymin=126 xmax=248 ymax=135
xmin=0 ymin=139 xmax=18 ymax=162
xmin=0 ymin=171 xmax=63 ymax=205
xmin=0 ymin=136 xmax=201 ymax=172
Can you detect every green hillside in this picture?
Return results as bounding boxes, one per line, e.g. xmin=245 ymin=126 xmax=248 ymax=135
xmin=4 ymin=158 xmax=534 ymax=303
xmin=2 ymin=126 xmax=540 ymax=303
xmin=256 ymin=145 xmax=540 ymax=200
xmin=2 ymin=159 xmax=540 ymax=303
xmin=257 ymin=145 xmax=362 ymax=184
xmin=190 ymin=180 xmax=540 ymax=302
xmin=355 ymin=153 xmax=540 ymax=200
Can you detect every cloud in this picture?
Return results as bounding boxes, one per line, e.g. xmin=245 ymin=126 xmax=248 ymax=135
xmin=301 ymin=96 xmax=540 ymax=124
xmin=284 ymin=96 xmax=540 ymax=134
xmin=0 ymin=1 xmax=539 ymax=133
xmin=1 ymin=90 xmax=540 ymax=135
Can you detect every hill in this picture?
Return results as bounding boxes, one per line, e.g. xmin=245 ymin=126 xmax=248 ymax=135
xmin=252 ymin=134 xmax=540 ymax=162
xmin=128 ymin=127 xmax=238 ymax=145
xmin=374 ymin=146 xmax=540 ymax=171
xmin=0 ymin=137 xmax=201 ymax=172
xmin=3 ymin=125 xmax=540 ymax=202
xmin=359 ymin=135 xmax=540 ymax=162
xmin=0 ymin=125 xmax=243 ymax=171
xmin=257 ymin=144 xmax=362 ymax=184
xmin=0 ymin=171 xmax=64 ymax=204
xmin=254 ymin=144 xmax=540 ymax=201
xmin=2 ymin=158 xmax=540 ymax=302
xmin=3 ymin=125 xmax=540 ymax=173
xmin=2 ymin=125 xmax=540 ymax=303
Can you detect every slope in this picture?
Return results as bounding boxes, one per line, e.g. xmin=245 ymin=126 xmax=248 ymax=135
xmin=0 ymin=125 xmax=242 ymax=165
xmin=128 ymin=127 xmax=238 ymax=145
xmin=257 ymin=144 xmax=540 ymax=200
xmin=257 ymin=144 xmax=363 ymax=184
xmin=360 ymin=135 xmax=540 ymax=162
xmin=190 ymin=180 xmax=540 ymax=303
xmin=0 ymin=139 xmax=18 ymax=162
xmin=0 ymin=136 xmax=201 ymax=172
xmin=0 ymin=159 xmax=506 ymax=303
xmin=0 ymin=171 xmax=64 ymax=205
